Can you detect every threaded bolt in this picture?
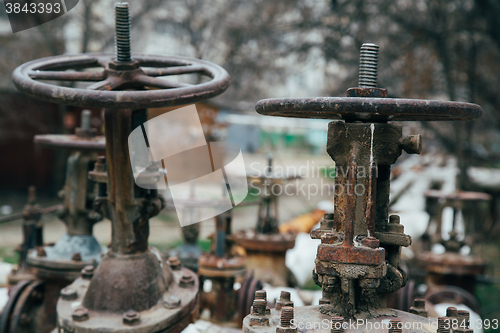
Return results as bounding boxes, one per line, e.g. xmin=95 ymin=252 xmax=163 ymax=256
xmin=252 ymin=299 xmax=266 ymax=316
xmin=358 ymin=43 xmax=379 ymax=88
xmin=280 ymin=306 xmax=294 ymax=327
xmin=280 ymin=291 xmax=291 ymax=301
xmin=388 ymin=319 xmax=402 ymax=333
xmin=331 ymin=316 xmax=344 ymax=333
xmin=255 ymin=290 xmax=267 ymax=301
xmin=276 ymin=290 xmax=291 ymax=310
xmin=114 ymin=2 xmax=131 ymax=62
xmin=457 ymin=310 xmax=470 ymax=329
xmin=437 ymin=317 xmax=448 ymax=333
xmin=81 ymin=110 xmax=91 ymax=130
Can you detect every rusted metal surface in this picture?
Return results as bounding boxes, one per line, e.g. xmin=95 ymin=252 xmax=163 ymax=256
xmin=255 ymin=97 xmax=482 ymax=122
xmin=12 ymin=53 xmax=230 ymax=109
xmin=243 ymin=42 xmax=480 ymax=332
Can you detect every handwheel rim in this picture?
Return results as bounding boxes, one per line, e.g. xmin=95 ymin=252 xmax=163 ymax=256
xmin=256 ymin=97 xmax=482 ymax=121
xmin=12 ymin=53 xmax=230 ymax=109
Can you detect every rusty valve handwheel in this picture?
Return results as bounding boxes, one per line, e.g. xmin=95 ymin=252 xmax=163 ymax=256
xmin=12 ymin=53 xmax=230 ymax=109
xmin=256 ymin=96 xmax=482 ymax=121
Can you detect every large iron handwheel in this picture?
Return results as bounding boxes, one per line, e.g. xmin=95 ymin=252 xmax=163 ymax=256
xmin=12 ymin=53 xmax=230 ymax=109
xmin=256 ymin=97 xmax=482 ymax=121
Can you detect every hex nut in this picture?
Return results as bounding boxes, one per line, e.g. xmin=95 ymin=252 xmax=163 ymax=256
xmin=168 ymin=256 xmax=181 ymax=270
xmin=60 ymin=287 xmax=77 ymax=301
xmin=179 ymin=273 xmax=194 ymax=288
xmin=81 ymin=265 xmax=95 ymax=279
xmin=72 ymin=307 xmax=89 ymax=322
xmin=123 ymin=310 xmax=140 ymax=326
xmin=163 ymin=295 xmax=181 ymax=309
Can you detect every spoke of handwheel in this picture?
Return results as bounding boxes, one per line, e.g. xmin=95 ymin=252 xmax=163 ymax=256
xmin=29 ymin=70 xmax=106 ymax=81
xmin=86 ymin=77 xmax=124 ymax=91
xmin=141 ymin=65 xmax=205 ymax=77
xmin=136 ymin=75 xmax=193 ymax=89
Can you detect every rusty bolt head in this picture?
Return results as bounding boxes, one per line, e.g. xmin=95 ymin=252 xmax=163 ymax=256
xmin=179 ymin=273 xmax=194 ymax=288
xmin=168 ymin=256 xmax=181 ymax=270
xmin=71 ymin=252 xmax=82 ymax=261
xmin=414 ymin=298 xmax=425 ymax=309
xmin=163 ymin=295 xmax=181 ymax=309
xmin=60 ymin=287 xmax=77 ymax=301
xmin=123 ymin=310 xmax=140 ymax=326
xmin=360 ymin=236 xmax=380 ymax=249
xmin=446 ymin=306 xmax=458 ymax=317
xmin=81 ymin=265 xmax=95 ymax=279
xmin=36 ymin=246 xmax=46 ymax=257
xmin=401 ymin=134 xmax=422 ymax=154
xmin=389 ymin=215 xmax=401 ymax=224
xmin=72 ymin=307 xmax=89 ymax=322
xmin=321 ymin=232 xmax=339 ymax=244
xmin=255 ymin=289 xmax=267 ymax=301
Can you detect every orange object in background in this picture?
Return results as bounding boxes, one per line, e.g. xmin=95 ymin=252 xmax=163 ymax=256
xmin=279 ymin=208 xmax=326 ymax=234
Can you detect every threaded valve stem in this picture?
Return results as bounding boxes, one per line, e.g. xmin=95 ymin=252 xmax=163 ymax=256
xmin=358 ymin=43 xmax=379 ymax=88
xmin=114 ymin=2 xmax=131 ymax=62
